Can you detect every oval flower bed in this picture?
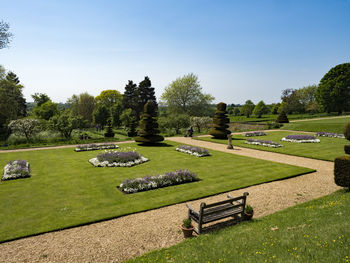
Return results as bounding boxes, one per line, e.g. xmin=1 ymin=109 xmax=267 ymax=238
xmin=245 ymin=139 xmax=282 ymax=148
xmin=75 ymin=143 xmax=119 ymax=152
xmin=315 ymin=132 xmax=345 ymax=139
xmin=118 ymin=169 xmax=199 ymax=194
xmin=2 ymin=160 xmax=31 ymax=181
xmin=244 ymin=131 xmax=267 ymax=137
xmin=89 ymin=150 xmax=148 ymax=167
xmin=281 ymin=135 xmax=320 ymax=143
xmin=176 ymin=145 xmax=210 ymax=157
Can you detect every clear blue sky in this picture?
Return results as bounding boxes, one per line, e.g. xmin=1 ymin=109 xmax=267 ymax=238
xmin=1 ymin=0 xmax=349 ymax=104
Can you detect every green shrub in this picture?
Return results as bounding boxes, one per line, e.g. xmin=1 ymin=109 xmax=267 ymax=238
xmin=345 ymin=145 xmax=350 ymax=155
xmin=135 ymin=101 xmax=164 ymax=144
xmin=183 ymin=218 xmax=192 ymax=228
xmin=276 ymin=111 xmax=289 ymax=123
xmin=209 ymin=102 xmax=231 ymax=139
xmin=104 ymin=120 xmax=115 ymax=138
xmin=344 ymin=121 xmax=350 ymax=140
xmin=334 ymin=155 xmax=350 ymax=188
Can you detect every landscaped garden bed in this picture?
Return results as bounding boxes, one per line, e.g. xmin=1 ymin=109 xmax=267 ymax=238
xmin=244 ymin=131 xmax=267 ymax=137
xmin=176 ymin=145 xmax=210 ymax=157
xmin=315 ymin=132 xmax=345 ymax=139
xmin=245 ymin=139 xmax=282 ymax=148
xmin=89 ymin=150 xmax=148 ymax=167
xmin=281 ymin=135 xmax=320 ymax=143
xmin=0 ymin=141 xmax=313 ymax=243
xmin=118 ymin=169 xmax=199 ymax=193
xmin=194 ymin=131 xmax=347 ymax=161
xmin=75 ymin=143 xmax=119 ymax=152
xmin=2 ymin=160 xmax=30 ymax=181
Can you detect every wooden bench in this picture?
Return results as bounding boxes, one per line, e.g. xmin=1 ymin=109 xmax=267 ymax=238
xmin=186 ymin=192 xmax=249 ymax=234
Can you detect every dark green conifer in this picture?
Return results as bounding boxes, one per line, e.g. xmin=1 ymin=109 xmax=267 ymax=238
xmin=276 ymin=111 xmax=289 ymax=123
xmin=135 ymin=101 xmax=164 ymax=144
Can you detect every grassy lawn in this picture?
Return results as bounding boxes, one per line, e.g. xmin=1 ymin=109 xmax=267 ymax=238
xmin=195 ymin=131 xmax=347 ymax=161
xmin=127 ymin=189 xmax=350 ymax=263
xmin=0 ymin=141 xmax=312 ymax=243
xmin=229 ymin=113 xmax=347 ymax=123
xmin=282 ymin=116 xmax=350 ymax=133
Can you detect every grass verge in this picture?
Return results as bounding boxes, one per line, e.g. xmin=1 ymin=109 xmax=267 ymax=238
xmin=282 ymin=116 xmax=350 ymax=133
xmin=127 ymin=189 xmax=350 ymax=263
xmin=0 ymin=141 xmax=312 ymax=243
xmin=196 ymin=131 xmax=347 ymax=161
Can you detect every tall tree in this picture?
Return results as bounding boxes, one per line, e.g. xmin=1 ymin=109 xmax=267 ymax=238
xmin=240 ymin=100 xmax=255 ymax=118
xmin=0 ymin=71 xmax=26 ymax=136
xmin=315 ymin=63 xmax=350 ymax=114
xmin=253 ymin=100 xmax=268 ymax=118
xmin=67 ymin=92 xmax=95 ymax=123
xmin=50 ymin=110 xmax=85 ymax=138
xmin=93 ymin=104 xmax=109 ymax=128
xmin=95 ymin=90 xmax=123 ymax=109
xmin=136 ymin=76 xmax=157 ymax=118
xmin=32 ymin=93 xmax=50 ymax=107
xmin=122 ymin=80 xmax=138 ymax=111
xmin=161 ymin=73 xmax=214 ymax=116
xmin=0 ymin=21 xmax=13 ymax=49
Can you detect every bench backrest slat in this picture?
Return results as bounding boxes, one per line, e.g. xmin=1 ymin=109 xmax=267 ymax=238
xmin=203 ymin=203 xmax=244 ymax=217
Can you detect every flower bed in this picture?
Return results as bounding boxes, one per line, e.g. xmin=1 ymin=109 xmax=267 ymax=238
xmin=176 ymin=145 xmax=210 ymax=157
xmin=2 ymin=160 xmax=30 ymax=181
xmin=89 ymin=150 xmax=148 ymax=167
xmin=119 ymin=169 xmax=199 ymax=194
xmin=281 ymin=135 xmax=320 ymax=143
xmin=244 ymin=131 xmax=267 ymax=137
xmin=245 ymin=139 xmax=282 ymax=148
xmin=75 ymin=143 xmax=119 ymax=152
xmin=315 ymin=132 xmax=345 ymax=139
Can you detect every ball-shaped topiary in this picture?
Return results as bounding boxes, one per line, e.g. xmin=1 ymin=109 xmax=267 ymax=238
xmin=209 ymin=102 xmax=231 ymax=139
xmin=276 ymin=111 xmax=289 ymax=123
xmin=135 ymin=101 xmax=164 ymax=144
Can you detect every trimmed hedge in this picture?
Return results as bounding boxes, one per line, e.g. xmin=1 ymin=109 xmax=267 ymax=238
xmin=345 ymin=145 xmax=350 ymax=155
xmin=334 ymin=155 xmax=350 ymax=188
xmin=344 ymin=121 xmax=350 ymax=140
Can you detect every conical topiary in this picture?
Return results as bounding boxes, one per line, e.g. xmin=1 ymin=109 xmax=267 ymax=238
xmin=276 ymin=111 xmax=289 ymax=123
xmin=135 ymin=101 xmax=164 ymax=144
xmin=104 ymin=119 xmax=115 ymax=138
xmin=209 ymin=102 xmax=231 ymax=139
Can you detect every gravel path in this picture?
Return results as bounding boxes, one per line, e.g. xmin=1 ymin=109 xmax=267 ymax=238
xmin=0 ymin=137 xmax=340 ymax=263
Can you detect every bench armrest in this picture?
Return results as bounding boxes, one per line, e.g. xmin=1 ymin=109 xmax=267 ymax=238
xmin=186 ymin=204 xmax=199 ymax=218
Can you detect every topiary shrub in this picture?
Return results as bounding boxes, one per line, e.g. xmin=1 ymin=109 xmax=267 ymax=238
xmin=209 ymin=102 xmax=231 ymax=139
xmin=334 ymin=156 xmax=350 ymax=189
xmin=276 ymin=111 xmax=289 ymax=123
xmin=135 ymin=101 xmax=164 ymax=144
xmin=344 ymin=122 xmax=350 ymax=140
xmin=345 ymin=145 xmax=350 ymax=155
xmin=104 ymin=119 xmax=115 ymax=138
